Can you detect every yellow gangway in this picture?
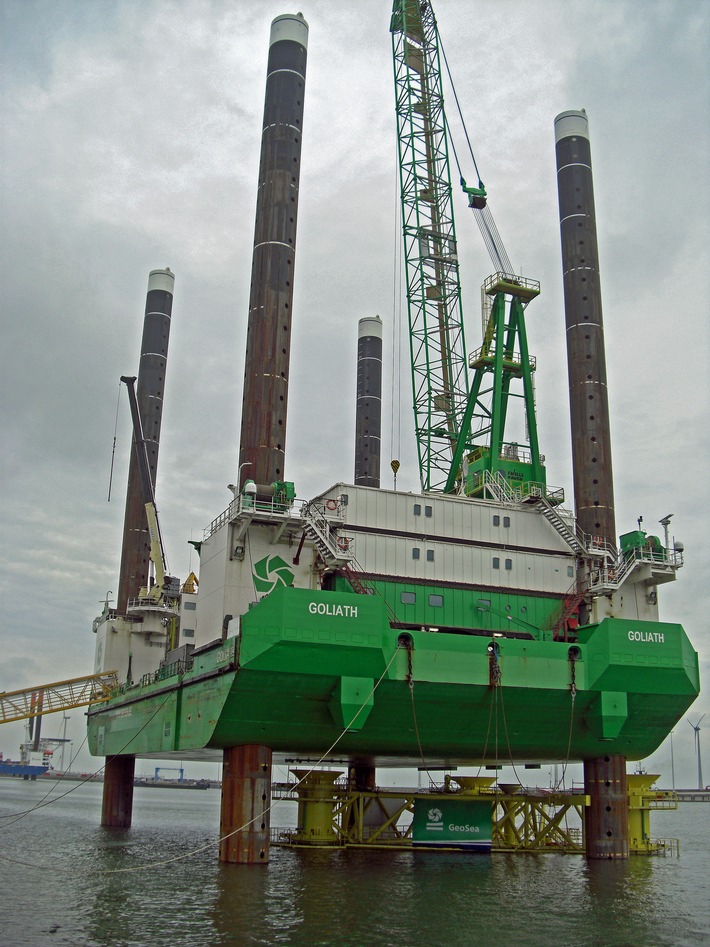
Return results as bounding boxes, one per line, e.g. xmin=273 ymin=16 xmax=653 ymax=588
xmin=0 ymin=671 xmax=118 ymax=723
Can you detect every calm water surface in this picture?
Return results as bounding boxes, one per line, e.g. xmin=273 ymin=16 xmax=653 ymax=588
xmin=1 ymin=779 xmax=709 ymax=946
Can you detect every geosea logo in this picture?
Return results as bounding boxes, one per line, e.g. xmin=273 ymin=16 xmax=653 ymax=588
xmin=252 ymin=555 xmax=294 ymax=594
xmin=426 ymin=807 xmax=444 ymax=831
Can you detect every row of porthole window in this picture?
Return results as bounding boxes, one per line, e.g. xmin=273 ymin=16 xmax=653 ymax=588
xmin=401 ymin=592 xmax=443 ymax=606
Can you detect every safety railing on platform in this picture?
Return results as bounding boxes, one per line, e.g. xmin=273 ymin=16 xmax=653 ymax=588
xmin=204 ymin=494 xmax=306 ymax=540
xmin=301 ymin=500 xmax=354 ymax=565
xmin=631 ymin=837 xmax=680 ymax=857
xmin=126 ymin=595 xmax=180 ymax=613
xmin=137 ymin=658 xmax=192 ymax=689
xmin=469 ymin=346 xmax=536 ymax=372
xmin=587 ymin=543 xmax=684 ymax=594
xmin=480 ymin=470 xmax=565 ymax=508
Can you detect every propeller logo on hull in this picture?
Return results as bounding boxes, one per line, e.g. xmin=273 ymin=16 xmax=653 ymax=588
xmin=252 ymin=555 xmax=294 ymax=594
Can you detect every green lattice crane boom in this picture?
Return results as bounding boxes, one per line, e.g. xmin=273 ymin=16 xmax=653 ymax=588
xmin=391 ymin=0 xmax=553 ymax=502
xmin=390 ymin=0 xmax=470 ymax=492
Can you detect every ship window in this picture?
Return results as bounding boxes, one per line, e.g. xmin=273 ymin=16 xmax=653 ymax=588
xmin=492 ymin=557 xmax=500 ymax=569
xmin=429 ymin=594 xmax=443 ymax=607
xmin=184 ymin=602 xmax=197 ymax=611
xmin=493 ymin=515 xmax=500 ymax=526
xmin=182 ymin=628 xmax=195 ymax=638
xmin=412 ymin=547 xmax=421 ymax=560
xmin=505 ymin=559 xmax=513 ymax=570
xmin=425 ymin=505 xmax=433 ymax=517
xmin=401 ymin=591 xmax=416 ymax=604
xmin=567 ymin=565 xmax=574 ymax=577
xmin=426 ymin=549 xmax=434 ymax=562
xmin=413 ymin=503 xmax=422 ymax=516
xmin=503 ymin=516 xmax=511 ymax=528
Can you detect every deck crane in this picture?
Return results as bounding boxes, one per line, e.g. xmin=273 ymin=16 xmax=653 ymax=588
xmin=120 ymin=375 xmax=177 ymax=604
xmin=390 ymin=0 xmax=553 ymax=501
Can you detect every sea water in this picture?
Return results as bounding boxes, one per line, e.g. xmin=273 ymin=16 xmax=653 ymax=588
xmin=1 ymin=779 xmax=709 ymax=946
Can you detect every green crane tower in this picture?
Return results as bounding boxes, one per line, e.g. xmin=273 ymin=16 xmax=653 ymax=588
xmin=390 ymin=0 xmax=550 ymax=501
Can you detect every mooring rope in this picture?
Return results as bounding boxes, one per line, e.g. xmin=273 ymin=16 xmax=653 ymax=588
xmin=552 ymin=652 xmax=578 ymax=791
xmin=2 ymin=645 xmax=404 ymax=873
xmin=403 ymin=638 xmax=439 ymax=789
xmin=0 ymin=731 xmax=91 ymax=825
xmin=0 ymin=691 xmax=175 ymax=828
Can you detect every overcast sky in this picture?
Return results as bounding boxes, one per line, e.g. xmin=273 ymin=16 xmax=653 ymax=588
xmin=1 ymin=0 xmax=708 ymax=787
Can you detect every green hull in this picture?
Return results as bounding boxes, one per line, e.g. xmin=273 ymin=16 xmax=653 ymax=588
xmin=88 ymin=587 xmax=699 ymax=766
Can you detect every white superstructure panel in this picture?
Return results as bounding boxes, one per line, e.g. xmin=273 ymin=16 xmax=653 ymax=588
xmin=314 ymin=483 xmax=576 ymax=593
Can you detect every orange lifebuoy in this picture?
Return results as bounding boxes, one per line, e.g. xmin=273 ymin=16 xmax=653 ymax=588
xmin=337 ymin=536 xmax=350 ymax=550
xmin=325 ymin=499 xmax=338 ymax=510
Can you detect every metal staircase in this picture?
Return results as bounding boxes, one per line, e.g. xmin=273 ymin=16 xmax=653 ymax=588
xmin=341 ymin=564 xmax=373 ymax=595
xmin=530 ymin=495 xmax=588 ymax=557
xmin=480 ymin=470 xmax=520 ymax=504
xmin=543 ymin=581 xmax=586 ymax=639
xmin=301 ymin=501 xmax=354 ymax=567
xmin=481 ymin=471 xmax=593 ymax=558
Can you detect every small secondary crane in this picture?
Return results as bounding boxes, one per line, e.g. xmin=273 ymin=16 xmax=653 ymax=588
xmin=120 ymin=375 xmax=176 ymax=603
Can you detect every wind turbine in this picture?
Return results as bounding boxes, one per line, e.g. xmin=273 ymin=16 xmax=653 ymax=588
xmin=687 ymin=715 xmax=706 ymax=789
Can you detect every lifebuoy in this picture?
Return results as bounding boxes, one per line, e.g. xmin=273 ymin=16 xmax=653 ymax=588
xmin=325 ymin=499 xmax=338 ymax=510
xmin=337 ymin=536 xmax=350 ymax=550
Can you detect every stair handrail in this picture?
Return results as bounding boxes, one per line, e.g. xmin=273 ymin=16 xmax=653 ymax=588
xmin=301 ymin=501 xmax=354 ymax=565
xmin=481 ymin=470 xmax=520 ymax=503
xmin=543 ymin=578 xmax=587 ymax=634
xmin=587 ymin=542 xmax=684 ymax=593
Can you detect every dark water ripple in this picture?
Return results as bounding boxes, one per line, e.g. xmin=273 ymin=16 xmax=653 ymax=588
xmin=1 ymin=780 xmax=708 ymax=946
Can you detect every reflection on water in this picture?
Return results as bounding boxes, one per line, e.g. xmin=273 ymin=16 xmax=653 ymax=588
xmin=1 ymin=780 xmax=708 ymax=946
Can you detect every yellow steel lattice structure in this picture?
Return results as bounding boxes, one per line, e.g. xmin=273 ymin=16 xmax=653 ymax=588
xmin=273 ymin=771 xmax=677 ymax=856
xmin=0 ymin=671 xmax=118 ymax=724
xmin=492 ymin=790 xmax=587 ymax=853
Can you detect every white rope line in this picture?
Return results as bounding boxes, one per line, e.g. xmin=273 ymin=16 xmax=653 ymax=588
xmin=0 ymin=694 xmax=173 ymax=825
xmin=4 ymin=646 xmax=404 ymax=874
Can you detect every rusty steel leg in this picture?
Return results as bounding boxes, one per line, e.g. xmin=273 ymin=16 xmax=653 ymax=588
xmin=349 ymin=763 xmax=376 ymax=791
xmin=219 ymin=745 xmax=272 ymax=864
xmin=584 ymin=755 xmax=629 ymax=859
xmin=101 ymin=755 xmax=135 ymax=828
